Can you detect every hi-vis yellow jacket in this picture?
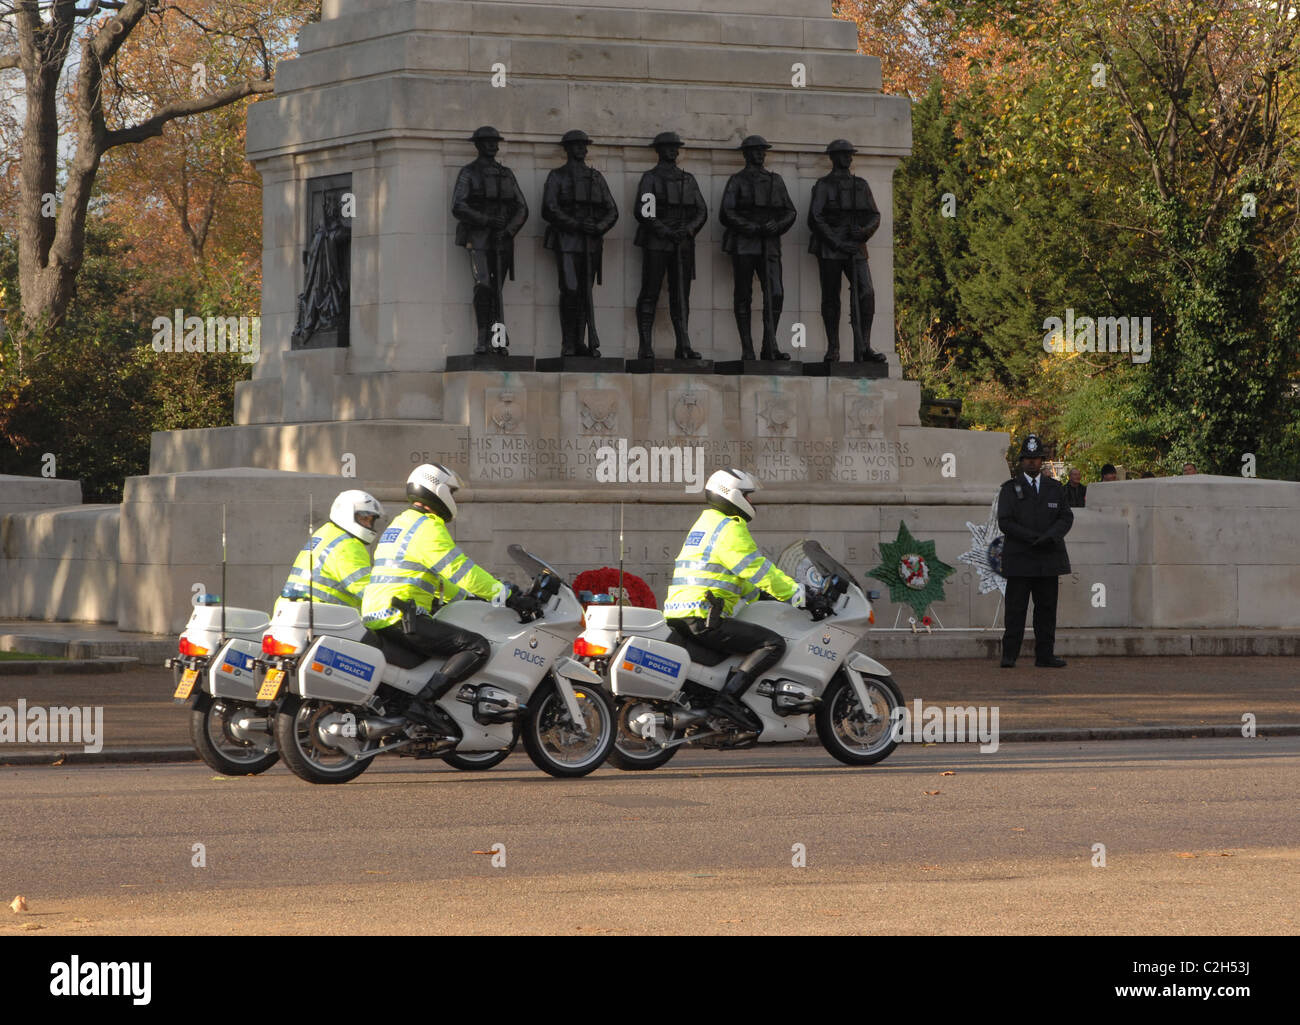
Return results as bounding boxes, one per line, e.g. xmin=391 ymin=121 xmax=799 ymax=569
xmin=274 ymin=521 xmax=371 ymax=616
xmin=361 ymin=507 xmax=502 ymax=628
xmin=663 ymin=508 xmax=797 ymax=619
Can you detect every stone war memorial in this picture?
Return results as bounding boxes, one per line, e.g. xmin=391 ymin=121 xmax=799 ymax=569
xmin=3 ymin=0 xmax=1300 ymax=638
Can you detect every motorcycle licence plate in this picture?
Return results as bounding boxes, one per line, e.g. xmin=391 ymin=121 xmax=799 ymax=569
xmin=257 ymin=669 xmax=285 ymax=702
xmin=173 ymin=668 xmax=199 ymax=701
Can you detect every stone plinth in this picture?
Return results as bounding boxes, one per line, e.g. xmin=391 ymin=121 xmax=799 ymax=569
xmin=0 ymin=474 xmax=83 ymax=519
xmin=1087 ymin=475 xmax=1300 ymax=628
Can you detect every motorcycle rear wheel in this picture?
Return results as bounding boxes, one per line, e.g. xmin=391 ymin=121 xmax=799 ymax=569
xmin=606 ymin=699 xmax=680 ymax=771
xmin=190 ymin=693 xmax=279 ymax=776
xmin=274 ymin=695 xmax=371 ymax=784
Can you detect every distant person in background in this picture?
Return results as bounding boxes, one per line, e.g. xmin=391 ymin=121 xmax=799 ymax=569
xmin=1182 ymin=462 xmax=1197 ymax=475
xmin=1042 ymin=464 xmax=1056 ymax=479
xmin=1064 ymin=468 xmax=1087 ymax=508
xmin=1099 ymin=464 xmax=1118 ymax=482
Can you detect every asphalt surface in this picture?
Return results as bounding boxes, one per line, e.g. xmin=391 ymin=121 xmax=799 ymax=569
xmin=1 ymin=739 xmax=1296 ymax=935
xmin=1 ymin=656 xmax=1297 ymax=761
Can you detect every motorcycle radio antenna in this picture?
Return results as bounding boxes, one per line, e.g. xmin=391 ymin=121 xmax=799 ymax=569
xmin=220 ymin=504 xmax=228 ymax=641
xmin=307 ymin=494 xmax=315 ymax=642
xmin=617 ymin=501 xmax=625 ymax=643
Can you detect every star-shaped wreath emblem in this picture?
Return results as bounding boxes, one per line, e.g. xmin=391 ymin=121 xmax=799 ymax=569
xmin=958 ymin=497 xmax=1007 ymax=596
xmin=868 ymin=520 xmax=955 ymax=619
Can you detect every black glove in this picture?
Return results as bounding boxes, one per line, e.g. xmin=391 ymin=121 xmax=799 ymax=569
xmin=807 ymin=593 xmax=835 ymax=621
xmin=506 ymin=590 xmax=543 ymax=620
xmin=1031 ymin=535 xmax=1055 ymax=550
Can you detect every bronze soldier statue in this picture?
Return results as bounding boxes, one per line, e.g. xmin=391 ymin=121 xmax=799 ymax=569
xmin=720 ymin=135 xmax=797 ymax=361
xmin=807 ymin=139 xmax=887 ymax=364
xmin=633 ymin=131 xmax=708 ymax=360
xmin=451 ymin=126 xmax=529 ymax=355
xmin=541 ymin=130 xmax=619 ymax=358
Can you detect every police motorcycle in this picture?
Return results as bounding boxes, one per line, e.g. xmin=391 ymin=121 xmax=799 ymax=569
xmin=575 ymin=540 xmax=903 ymax=769
xmin=167 ymin=596 xmax=278 ymax=775
xmin=263 ymin=545 xmax=615 ymax=783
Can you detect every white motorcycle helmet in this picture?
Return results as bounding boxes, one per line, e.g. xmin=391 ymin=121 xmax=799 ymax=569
xmin=406 ymin=463 xmax=462 ymax=521
xmin=330 ymin=490 xmax=384 ymax=544
xmin=705 ymin=467 xmax=759 ymax=522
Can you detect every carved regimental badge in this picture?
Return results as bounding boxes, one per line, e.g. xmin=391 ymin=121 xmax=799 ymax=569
xmin=487 ymin=390 xmax=525 ymax=434
xmin=577 ymin=390 xmax=619 ymax=435
xmin=671 ymin=392 xmax=707 ymax=437
xmin=757 ymin=393 xmax=796 ymax=437
xmin=844 ymin=395 xmax=883 ymax=437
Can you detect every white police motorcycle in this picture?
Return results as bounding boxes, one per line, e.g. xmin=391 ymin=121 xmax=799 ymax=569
xmin=167 ymin=600 xmax=278 ymax=775
xmin=261 ymin=546 xmax=615 ymax=783
xmin=575 ymin=541 xmax=903 ymax=769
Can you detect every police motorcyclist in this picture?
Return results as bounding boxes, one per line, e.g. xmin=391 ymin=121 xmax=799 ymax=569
xmin=361 ymin=464 xmax=538 ymax=728
xmin=663 ymin=468 xmax=813 ymax=730
xmin=273 ymin=490 xmax=384 ymax=617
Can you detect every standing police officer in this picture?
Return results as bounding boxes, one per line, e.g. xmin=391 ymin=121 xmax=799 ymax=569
xmin=452 ymin=126 xmax=529 ymax=354
xmin=720 ymin=135 xmax=797 ymax=361
xmin=997 ymin=434 xmax=1073 ymax=668
xmin=541 ymin=129 xmax=619 ymax=358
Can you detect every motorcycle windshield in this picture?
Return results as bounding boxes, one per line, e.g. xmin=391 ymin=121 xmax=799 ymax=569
xmin=800 ymin=540 xmax=863 ymax=591
xmin=508 ymin=544 xmax=561 ymax=582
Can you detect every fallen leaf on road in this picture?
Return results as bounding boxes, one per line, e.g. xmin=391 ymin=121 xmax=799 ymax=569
xmin=471 ymin=850 xmax=493 ymax=855
xmin=1176 ymin=852 xmax=1197 ymax=859
xmin=924 ymin=790 xmax=941 ymax=796
xmin=1011 ymin=828 xmax=1025 ymax=832
xmin=940 ymin=771 xmax=955 ymax=776
xmin=718 ymin=919 xmax=743 ymax=924
xmin=363 ymin=870 xmax=390 ymax=875
xmin=1206 ymin=851 xmax=1235 ymax=858
xmin=210 ymin=776 xmax=232 ymax=782
xmin=921 ymin=865 xmax=940 ymax=871
xmin=9 ymin=896 xmax=26 ymax=913
xmin=51 ymin=755 xmax=66 ymax=766
xmin=20 ymin=922 xmax=42 ymax=931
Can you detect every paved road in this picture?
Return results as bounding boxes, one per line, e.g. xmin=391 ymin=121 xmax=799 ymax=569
xmin=1 ymin=739 xmax=1295 ymax=934
xmin=2 ymin=656 xmax=1298 ymax=758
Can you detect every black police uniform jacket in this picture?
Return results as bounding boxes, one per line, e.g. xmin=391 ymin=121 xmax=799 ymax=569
xmin=996 ymin=473 xmax=1074 ymax=577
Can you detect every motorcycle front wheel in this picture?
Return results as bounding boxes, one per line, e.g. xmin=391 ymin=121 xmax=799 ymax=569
xmin=816 ymin=670 xmax=902 ymax=766
xmin=190 ymin=693 xmax=279 ymax=776
xmin=522 ymin=677 xmax=615 ymax=778
xmin=273 ymin=695 xmax=372 ymax=784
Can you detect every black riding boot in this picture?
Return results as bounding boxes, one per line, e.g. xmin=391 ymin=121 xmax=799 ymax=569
xmin=405 ymin=649 xmax=483 ymax=729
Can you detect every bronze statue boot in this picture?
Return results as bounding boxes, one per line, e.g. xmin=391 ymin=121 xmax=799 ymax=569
xmin=735 ymin=311 xmax=757 ymax=360
xmin=473 ymin=292 xmax=495 ymax=355
xmin=636 ymin=309 xmax=656 ymax=360
xmin=854 ymin=343 xmax=888 ymax=364
xmin=760 ymin=338 xmax=791 ymax=361
xmin=674 ymin=338 xmax=702 ymax=360
xmin=559 ymin=298 xmax=581 ymax=358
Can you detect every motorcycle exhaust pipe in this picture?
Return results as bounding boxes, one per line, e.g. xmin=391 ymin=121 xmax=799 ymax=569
xmin=665 ymin=708 xmax=711 ymax=731
xmin=356 ymin=716 xmax=409 ymax=742
xmin=230 ymin=715 xmax=271 ymax=741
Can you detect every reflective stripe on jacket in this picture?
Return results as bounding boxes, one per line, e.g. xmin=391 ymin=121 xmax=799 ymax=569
xmin=274 ymin=521 xmax=371 ymax=616
xmin=663 ymin=508 xmax=797 ymax=618
xmin=360 ymin=507 xmax=502 ymax=628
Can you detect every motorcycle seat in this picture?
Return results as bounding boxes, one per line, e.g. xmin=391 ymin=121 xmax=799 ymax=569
xmin=665 ymin=623 xmax=732 ymax=667
xmin=362 ymin=630 xmax=429 ymax=671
